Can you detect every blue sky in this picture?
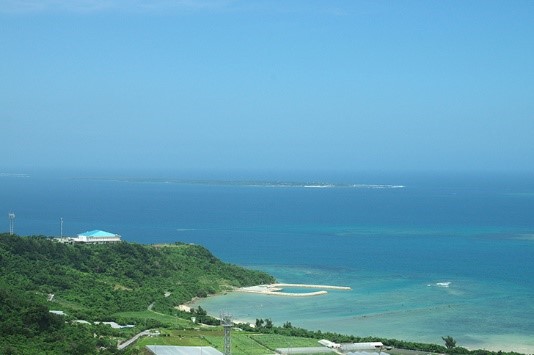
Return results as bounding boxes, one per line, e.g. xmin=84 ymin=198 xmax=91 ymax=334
xmin=1 ymin=1 xmax=533 ymax=174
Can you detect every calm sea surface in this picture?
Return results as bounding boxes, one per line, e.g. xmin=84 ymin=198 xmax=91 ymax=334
xmin=1 ymin=171 xmax=533 ymax=352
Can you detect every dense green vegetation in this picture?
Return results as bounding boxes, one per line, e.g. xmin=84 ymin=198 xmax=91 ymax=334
xmin=0 ymin=284 xmax=105 ymax=354
xmin=0 ymin=233 xmax=273 ymax=354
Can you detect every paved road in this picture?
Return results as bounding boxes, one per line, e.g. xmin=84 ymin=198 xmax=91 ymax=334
xmin=117 ymin=329 xmax=157 ymax=350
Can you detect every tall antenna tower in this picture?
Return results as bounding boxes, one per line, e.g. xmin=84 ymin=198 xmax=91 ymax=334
xmin=220 ymin=312 xmax=233 ymax=355
xmin=60 ymin=217 xmax=63 ymax=237
xmin=8 ymin=212 xmax=15 ymax=235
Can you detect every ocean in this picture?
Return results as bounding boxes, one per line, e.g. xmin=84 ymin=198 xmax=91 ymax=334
xmin=1 ymin=171 xmax=533 ymax=353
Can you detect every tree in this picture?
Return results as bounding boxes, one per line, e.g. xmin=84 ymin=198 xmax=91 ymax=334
xmin=192 ymin=306 xmax=208 ymax=323
xmin=194 ymin=306 xmax=207 ymax=316
xmin=442 ymin=336 xmax=457 ymax=350
xmin=283 ymin=321 xmax=293 ymax=329
xmin=264 ymin=318 xmax=273 ymax=329
xmin=2 ymin=346 xmax=16 ymax=355
xmin=255 ymin=318 xmax=264 ymax=328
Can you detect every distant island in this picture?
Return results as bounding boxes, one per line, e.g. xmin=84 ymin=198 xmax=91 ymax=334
xmin=74 ymin=176 xmax=406 ymax=189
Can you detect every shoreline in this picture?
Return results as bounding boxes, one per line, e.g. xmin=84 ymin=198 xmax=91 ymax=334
xmin=185 ymin=285 xmax=534 ymax=354
xmin=273 ymin=283 xmax=352 ymax=290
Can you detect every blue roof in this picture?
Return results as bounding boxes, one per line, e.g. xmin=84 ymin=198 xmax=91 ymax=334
xmin=79 ymin=230 xmax=117 ymax=237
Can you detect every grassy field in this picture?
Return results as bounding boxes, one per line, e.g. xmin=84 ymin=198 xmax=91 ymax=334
xmin=247 ymin=333 xmax=323 ymax=349
xmin=115 ymin=312 xmax=441 ymax=355
xmin=131 ymin=327 xmax=322 ymax=354
xmin=113 ymin=310 xmax=192 ymax=328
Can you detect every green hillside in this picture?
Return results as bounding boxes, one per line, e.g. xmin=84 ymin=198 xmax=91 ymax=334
xmin=0 ymin=233 xmax=274 ymax=354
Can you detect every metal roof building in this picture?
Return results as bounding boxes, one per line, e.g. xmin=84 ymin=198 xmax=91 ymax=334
xmin=276 ymin=347 xmax=335 ymax=354
xmin=73 ymin=230 xmax=121 ymax=243
xmin=145 ymin=345 xmax=223 ymax=355
xmin=341 ymin=342 xmax=385 ymax=351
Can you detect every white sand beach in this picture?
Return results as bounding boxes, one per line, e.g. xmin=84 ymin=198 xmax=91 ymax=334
xmin=237 ymin=283 xmax=351 ymax=297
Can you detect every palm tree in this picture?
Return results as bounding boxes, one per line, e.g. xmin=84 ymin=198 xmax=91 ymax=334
xmin=442 ymin=336 xmax=457 ymax=350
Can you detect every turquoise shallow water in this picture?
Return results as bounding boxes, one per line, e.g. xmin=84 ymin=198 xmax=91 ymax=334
xmin=193 ymin=255 xmax=534 ymax=353
xmin=1 ymin=172 xmax=533 ymax=352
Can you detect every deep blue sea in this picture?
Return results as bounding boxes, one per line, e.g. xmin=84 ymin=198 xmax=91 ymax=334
xmin=1 ymin=171 xmax=533 ymax=352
